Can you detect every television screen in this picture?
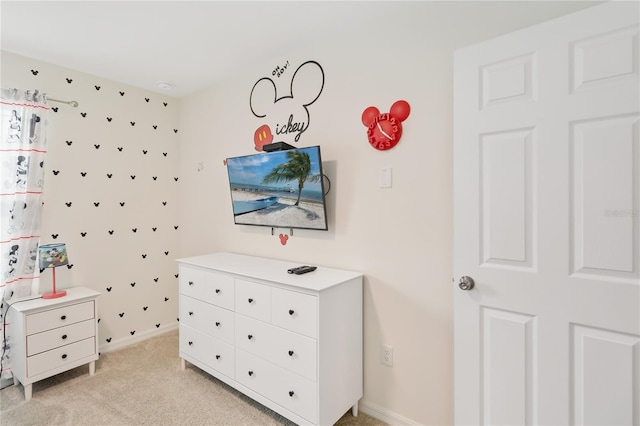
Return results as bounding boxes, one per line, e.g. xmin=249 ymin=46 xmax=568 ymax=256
xmin=226 ymin=146 xmax=329 ymax=231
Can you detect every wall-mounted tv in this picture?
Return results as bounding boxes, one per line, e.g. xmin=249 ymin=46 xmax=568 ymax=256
xmin=226 ymin=146 xmax=329 ymax=231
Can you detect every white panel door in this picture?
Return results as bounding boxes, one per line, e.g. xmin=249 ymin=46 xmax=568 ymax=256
xmin=454 ymin=2 xmax=640 ymax=425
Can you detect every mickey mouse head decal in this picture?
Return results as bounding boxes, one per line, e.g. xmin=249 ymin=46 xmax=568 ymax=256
xmin=361 ymin=100 xmax=410 ymax=151
xmin=250 ymin=60 xmax=325 ymax=150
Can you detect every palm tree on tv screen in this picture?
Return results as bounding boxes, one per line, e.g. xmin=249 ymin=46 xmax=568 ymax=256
xmin=262 ymin=150 xmax=321 ymax=206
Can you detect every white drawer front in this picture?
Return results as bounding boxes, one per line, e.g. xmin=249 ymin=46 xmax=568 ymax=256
xmin=180 ymin=324 xmax=234 ymax=379
xmin=235 ymin=279 xmax=271 ymax=322
xmin=179 ymin=266 xmax=204 ymax=298
xmin=271 ymin=288 xmax=317 ymax=338
xmin=235 ymin=314 xmax=317 ymax=381
xmin=27 ymin=319 xmax=95 ymax=356
xmin=27 ymin=337 xmax=96 ymax=378
xmin=26 ymin=301 xmax=95 ymax=335
xmin=180 ymin=266 xmax=234 ymax=310
xmin=236 ymin=349 xmax=318 ymax=424
xmin=180 ymin=296 xmax=234 ymax=345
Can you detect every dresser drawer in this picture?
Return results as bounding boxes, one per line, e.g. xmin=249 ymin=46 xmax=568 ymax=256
xmin=180 ymin=324 xmax=234 ymax=379
xmin=271 ymin=288 xmax=317 ymax=338
xmin=236 ymin=349 xmax=317 ymax=424
xmin=180 ymin=267 xmax=234 ymax=310
xmin=26 ymin=301 xmax=95 ymax=335
xmin=180 ymin=295 xmax=234 ymax=345
xmin=235 ymin=279 xmax=271 ymax=322
xmin=27 ymin=319 xmax=95 ymax=356
xmin=27 ymin=337 xmax=96 ymax=378
xmin=235 ymin=314 xmax=317 ymax=381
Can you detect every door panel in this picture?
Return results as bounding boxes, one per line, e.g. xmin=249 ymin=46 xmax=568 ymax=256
xmin=454 ymin=3 xmax=639 ymax=425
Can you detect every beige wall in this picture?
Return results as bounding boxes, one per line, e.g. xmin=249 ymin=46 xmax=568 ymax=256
xmin=2 ymin=1 xmax=600 ymax=424
xmin=1 ymin=52 xmax=180 ymax=350
xmin=177 ymin=2 xmax=599 ymax=424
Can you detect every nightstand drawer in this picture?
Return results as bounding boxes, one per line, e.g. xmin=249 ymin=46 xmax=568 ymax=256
xmin=27 ymin=337 xmax=95 ymax=378
xmin=27 ymin=319 xmax=95 ymax=356
xmin=26 ymin=301 xmax=95 ymax=335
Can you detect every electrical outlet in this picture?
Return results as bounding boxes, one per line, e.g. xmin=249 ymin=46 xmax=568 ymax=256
xmin=381 ymin=344 xmax=393 ymax=367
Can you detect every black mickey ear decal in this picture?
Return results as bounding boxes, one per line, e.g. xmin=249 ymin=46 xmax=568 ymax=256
xmin=163 ymin=102 xmax=168 ymax=106
xmin=119 ymin=312 xmax=125 ymax=317
xmin=31 ymin=69 xmax=39 ymax=75
xmin=130 ymin=121 xmax=135 ymax=126
xmin=65 ymin=202 xmax=72 ymax=207
xmin=106 ymin=337 xmax=112 ymax=342
xmin=107 ymin=117 xmax=113 ymax=122
xmin=95 ymin=85 xmax=101 ymax=90
xmin=153 ymin=125 xmax=157 ymax=129
xmin=106 ymin=287 xmax=112 ymax=292
xmin=81 ymin=112 xmax=87 ymax=117
xmin=52 ymin=107 xmax=58 ymax=112
xmin=81 ymin=172 xmax=87 ymax=177
xmin=51 ymin=233 xmax=59 ymax=239
xmin=66 ymin=78 xmax=73 ymax=83
xmin=108 ymin=230 xmax=114 ymax=235
xmin=119 ymin=91 xmax=125 ymax=96
xmin=145 ymin=98 xmax=150 ymax=102
xmin=94 ymin=144 xmax=100 ymax=149
xmin=66 ymin=140 xmax=73 ymax=146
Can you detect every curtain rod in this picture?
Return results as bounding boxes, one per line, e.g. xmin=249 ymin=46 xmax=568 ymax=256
xmin=48 ymin=97 xmax=79 ymax=108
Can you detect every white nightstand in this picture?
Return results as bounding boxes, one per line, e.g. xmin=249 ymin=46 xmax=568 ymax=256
xmin=7 ymin=287 xmax=100 ymax=401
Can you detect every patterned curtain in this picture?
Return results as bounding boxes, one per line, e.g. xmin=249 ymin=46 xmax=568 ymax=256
xmin=0 ymin=88 xmax=49 ymax=381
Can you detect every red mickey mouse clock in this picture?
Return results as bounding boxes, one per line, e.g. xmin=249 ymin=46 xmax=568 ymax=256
xmin=361 ymin=100 xmax=410 ymax=151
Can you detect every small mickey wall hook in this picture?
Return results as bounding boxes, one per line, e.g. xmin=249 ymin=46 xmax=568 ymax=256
xmin=362 ymin=100 xmax=410 ymax=151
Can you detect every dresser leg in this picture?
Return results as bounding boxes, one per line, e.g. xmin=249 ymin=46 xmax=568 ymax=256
xmin=13 ymin=376 xmax=18 ymax=386
xmin=351 ymin=401 xmax=359 ymax=417
xmin=24 ymin=384 xmax=32 ymax=401
xmin=180 ymin=358 xmax=186 ymax=370
xmin=89 ymin=361 xmax=95 ymax=376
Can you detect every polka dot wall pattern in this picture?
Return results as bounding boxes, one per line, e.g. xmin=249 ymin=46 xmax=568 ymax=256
xmin=4 ymin=53 xmax=181 ymax=348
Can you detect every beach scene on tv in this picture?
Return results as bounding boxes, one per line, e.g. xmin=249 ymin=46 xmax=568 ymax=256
xmin=226 ymin=146 xmax=328 ymax=230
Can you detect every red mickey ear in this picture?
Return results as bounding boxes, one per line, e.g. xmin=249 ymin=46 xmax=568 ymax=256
xmin=390 ymin=100 xmax=410 ymax=122
xmin=361 ymin=106 xmax=380 ymax=127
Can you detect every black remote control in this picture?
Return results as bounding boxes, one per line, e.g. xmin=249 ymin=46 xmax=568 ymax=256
xmin=287 ymin=265 xmax=317 ymax=275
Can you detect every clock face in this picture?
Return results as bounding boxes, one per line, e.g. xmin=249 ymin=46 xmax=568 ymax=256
xmin=367 ymin=113 xmax=401 ymax=151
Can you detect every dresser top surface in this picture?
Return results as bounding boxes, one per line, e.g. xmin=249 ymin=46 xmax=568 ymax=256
xmin=9 ymin=287 xmax=101 ymax=313
xmin=177 ymin=252 xmax=362 ymax=291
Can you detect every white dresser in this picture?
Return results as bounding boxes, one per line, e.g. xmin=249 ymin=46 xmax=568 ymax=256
xmin=177 ymin=252 xmax=363 ymax=426
xmin=7 ymin=287 xmax=100 ymax=401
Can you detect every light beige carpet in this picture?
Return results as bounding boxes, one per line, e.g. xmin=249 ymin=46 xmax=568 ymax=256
xmin=0 ymin=330 xmax=386 ymax=426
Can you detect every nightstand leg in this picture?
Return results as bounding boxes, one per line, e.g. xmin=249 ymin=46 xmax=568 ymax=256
xmin=89 ymin=361 xmax=95 ymax=376
xmin=180 ymin=358 xmax=186 ymax=370
xmin=24 ymin=384 xmax=32 ymax=401
xmin=351 ymin=401 xmax=358 ymax=417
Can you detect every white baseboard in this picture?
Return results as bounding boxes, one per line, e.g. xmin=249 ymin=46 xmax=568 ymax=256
xmin=98 ymin=323 xmax=178 ymax=354
xmin=359 ymin=399 xmax=422 ymax=426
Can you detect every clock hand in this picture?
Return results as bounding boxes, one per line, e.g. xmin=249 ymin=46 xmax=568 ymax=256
xmin=376 ymin=122 xmax=393 ymax=140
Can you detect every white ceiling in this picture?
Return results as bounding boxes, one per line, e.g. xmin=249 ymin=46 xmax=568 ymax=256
xmin=1 ymin=1 xmax=602 ymax=98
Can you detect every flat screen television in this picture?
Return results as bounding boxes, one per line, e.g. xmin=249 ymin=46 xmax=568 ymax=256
xmin=225 ymin=145 xmax=329 ymax=231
